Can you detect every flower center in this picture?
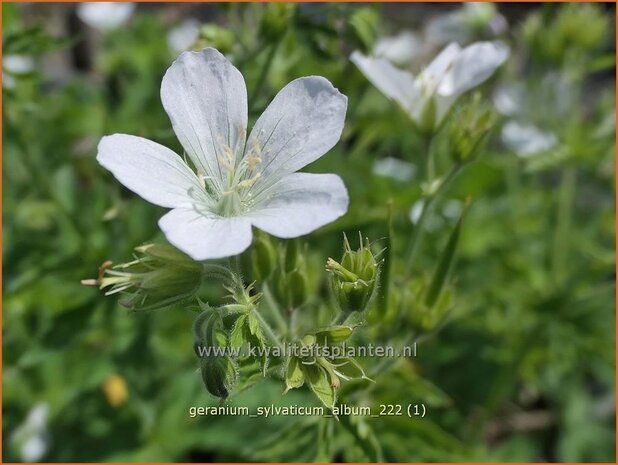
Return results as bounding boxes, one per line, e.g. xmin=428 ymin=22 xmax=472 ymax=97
xmin=212 ymin=137 xmax=265 ymax=217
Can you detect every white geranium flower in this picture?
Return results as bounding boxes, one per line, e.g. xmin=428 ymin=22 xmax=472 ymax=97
xmin=97 ymin=48 xmax=348 ymax=260
xmin=167 ymin=19 xmax=200 ymax=54
xmin=2 ymin=54 xmax=35 ymax=89
xmin=501 ymin=121 xmax=558 ymax=158
xmin=351 ymin=41 xmax=509 ymax=132
xmin=372 ymin=157 xmax=415 ymax=182
xmin=77 ymin=2 xmax=135 ymax=31
xmin=493 ymin=83 xmax=525 ymax=116
xmin=426 ymin=3 xmax=507 ymax=46
xmin=409 ymin=200 xmax=443 ymax=231
xmin=375 ymin=31 xmax=421 ymax=67
xmin=11 ymin=403 xmax=50 ymax=462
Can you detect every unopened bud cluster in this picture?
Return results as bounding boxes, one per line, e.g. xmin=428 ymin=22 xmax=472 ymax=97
xmin=327 ymin=234 xmax=380 ymax=314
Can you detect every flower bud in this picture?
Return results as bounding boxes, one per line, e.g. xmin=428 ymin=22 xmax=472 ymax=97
xmin=248 ymin=231 xmax=277 ymax=281
xmin=274 ymin=267 xmax=308 ymax=309
xmin=194 ymin=307 xmax=239 ymax=399
xmin=82 ymin=244 xmax=203 ymax=311
xmin=447 ymin=94 xmax=495 ymax=164
xmin=200 ymin=356 xmax=238 ymax=399
xmin=284 ymin=239 xmax=301 ymax=273
xmin=327 ymin=234 xmax=379 ymax=313
xmin=272 ymin=241 xmax=309 ymax=309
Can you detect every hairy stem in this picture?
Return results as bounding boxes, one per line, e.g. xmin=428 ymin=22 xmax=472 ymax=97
xmin=262 ymin=283 xmax=288 ymax=335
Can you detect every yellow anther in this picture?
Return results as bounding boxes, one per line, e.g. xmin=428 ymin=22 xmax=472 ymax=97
xmin=222 ymin=144 xmax=236 ymax=163
xmin=250 ymin=138 xmax=262 ymax=158
xmin=197 ymin=172 xmax=207 ymax=189
xmin=218 ymin=154 xmax=234 ymax=174
xmin=237 ymin=173 xmax=261 ymax=190
xmin=246 ymin=155 xmax=262 ymax=170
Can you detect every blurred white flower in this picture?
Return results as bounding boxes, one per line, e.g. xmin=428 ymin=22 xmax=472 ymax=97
xmin=442 ymin=199 xmax=464 ymax=220
xmin=409 ymin=199 xmax=443 ymax=231
xmin=409 ymin=199 xmax=425 ymax=224
xmin=11 ymin=403 xmax=50 ymax=462
xmin=167 ymin=19 xmax=200 ymax=54
xmin=2 ymin=54 xmax=35 ymax=89
xmin=372 ymin=157 xmax=415 ymax=182
xmin=351 ymin=41 xmax=509 ymax=132
xmin=98 ymin=48 xmax=348 ymax=260
xmin=3 ymin=55 xmax=35 ymax=74
xmin=375 ymin=31 xmax=421 ymax=67
xmin=426 ymin=3 xmax=507 ymax=46
xmin=501 ymin=121 xmax=558 ymax=157
xmin=77 ymin=2 xmax=135 ymax=31
xmin=493 ymin=83 xmax=525 ymax=116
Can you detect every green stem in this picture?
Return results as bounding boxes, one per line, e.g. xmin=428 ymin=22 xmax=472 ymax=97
xmin=551 ymin=167 xmax=576 ymax=288
xmin=332 ymin=312 xmax=349 ymax=325
xmin=404 ymin=163 xmax=463 ymax=276
xmin=262 ymin=283 xmax=288 ymax=335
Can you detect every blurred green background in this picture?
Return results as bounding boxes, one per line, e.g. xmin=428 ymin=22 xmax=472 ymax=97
xmin=3 ymin=2 xmax=616 ymax=462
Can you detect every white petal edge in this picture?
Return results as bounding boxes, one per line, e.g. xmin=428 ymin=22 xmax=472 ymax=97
xmin=351 ymin=51 xmax=418 ymax=114
xmin=440 ymin=41 xmax=509 ymax=97
xmin=97 ymin=134 xmax=204 ymax=209
xmin=249 ymin=173 xmax=349 ymax=238
xmin=419 ymin=42 xmax=461 ymax=86
xmin=246 ymin=76 xmax=347 ymax=182
xmin=159 ymin=209 xmax=253 ymax=260
xmin=161 ymin=48 xmax=248 ymax=192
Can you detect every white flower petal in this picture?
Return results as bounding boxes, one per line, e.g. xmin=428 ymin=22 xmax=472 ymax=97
xmin=375 ymin=31 xmax=421 ymax=66
xmin=501 ymin=121 xmax=557 ymax=157
xmin=159 ymin=209 xmax=253 ymax=260
xmin=97 ymin=134 xmax=204 ymax=209
xmin=26 ymin=404 xmax=49 ymax=430
xmin=250 ymin=173 xmax=348 ymax=238
xmin=167 ymin=20 xmax=200 ymax=53
xmin=77 ymin=3 xmax=135 ymax=31
xmin=21 ymin=434 xmax=48 ymax=462
xmin=3 ymin=54 xmax=35 ymax=74
xmin=419 ymin=42 xmax=461 ymax=85
xmin=440 ymin=41 xmax=509 ymax=97
xmin=351 ymin=51 xmax=418 ymax=113
xmin=246 ymin=77 xmax=346 ymax=181
xmin=493 ymin=83 xmax=525 ymax=116
xmin=372 ymin=157 xmax=415 ymax=182
xmin=161 ymin=48 xmax=248 ymax=191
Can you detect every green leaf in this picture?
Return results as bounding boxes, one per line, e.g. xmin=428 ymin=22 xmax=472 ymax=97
xmin=247 ymin=312 xmax=260 ymax=336
xmin=304 ymin=364 xmax=336 ymax=409
xmin=333 ymin=357 xmax=373 ymax=382
xmin=284 ymin=356 xmax=305 ymax=393
xmin=425 ymin=201 xmax=469 ymax=308
xmin=230 ymin=314 xmax=248 ymax=347
xmin=312 ymin=325 xmax=354 ymax=346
